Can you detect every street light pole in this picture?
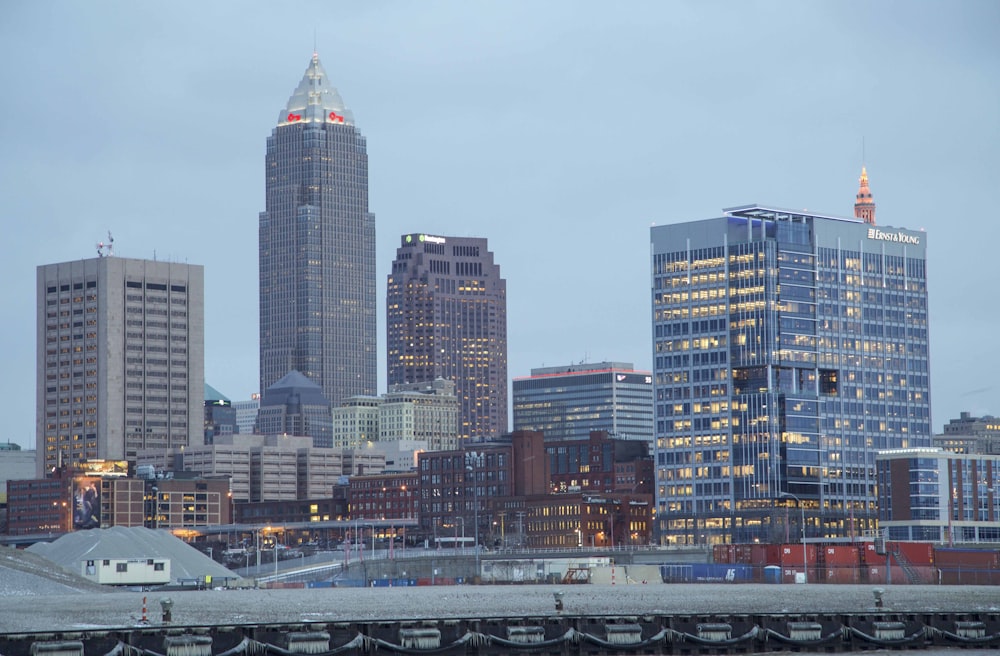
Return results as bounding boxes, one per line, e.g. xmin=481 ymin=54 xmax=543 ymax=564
xmin=465 ymin=451 xmax=483 ymax=579
xmin=780 ymin=492 xmax=807 ymax=584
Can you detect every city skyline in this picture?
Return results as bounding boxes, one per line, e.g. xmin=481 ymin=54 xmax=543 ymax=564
xmin=1 ymin=3 xmax=997 ymax=449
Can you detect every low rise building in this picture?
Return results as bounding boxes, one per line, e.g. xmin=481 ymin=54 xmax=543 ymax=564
xmin=349 ymin=471 xmax=419 ymax=521
xmin=876 ymin=447 xmax=1000 ymax=544
xmin=136 ymin=433 xmax=385 ymax=502
xmin=333 ymin=379 xmax=459 ymax=452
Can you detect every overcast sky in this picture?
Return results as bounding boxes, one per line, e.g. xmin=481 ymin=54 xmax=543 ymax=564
xmin=1 ymin=1 xmax=998 ymax=449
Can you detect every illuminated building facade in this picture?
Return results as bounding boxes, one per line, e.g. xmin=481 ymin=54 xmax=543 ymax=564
xmin=650 ymin=201 xmax=931 ymax=544
xmin=36 ymin=257 xmax=204 ymax=477
xmin=513 ymin=362 xmax=653 ymax=442
xmin=259 ymin=53 xmax=376 ymax=407
xmin=387 ymin=234 xmax=508 ymax=439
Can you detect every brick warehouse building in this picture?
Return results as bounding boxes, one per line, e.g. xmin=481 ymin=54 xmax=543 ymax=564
xmin=416 ymin=431 xmax=653 ymax=549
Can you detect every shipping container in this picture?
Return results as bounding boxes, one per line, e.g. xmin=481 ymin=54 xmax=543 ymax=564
xmin=938 ymin=569 xmax=1000 ymax=585
xmin=933 ymin=548 xmax=1000 ymax=570
xmin=780 ymin=566 xmax=814 ymax=583
xmin=935 ymin=548 xmax=1000 ymax=585
xmin=863 ymin=565 xmax=886 ymax=584
xmin=886 ymin=541 xmax=934 ymax=566
xmin=415 ymin=577 xmax=456 ymax=586
xmin=779 ymin=544 xmax=818 ymax=567
xmin=860 ymin=565 xmax=935 ymax=585
xmin=661 ymin=563 xmax=753 ymax=583
xmin=750 ymin=543 xmax=781 ymax=566
xmin=713 ymin=544 xmax=735 ymax=564
xmin=734 ymin=544 xmax=755 ymax=564
xmin=822 ymin=545 xmax=860 ymax=568
xmin=825 ymin=567 xmax=861 ymax=584
xmin=370 ymin=578 xmax=413 ymax=587
xmin=860 ymin=541 xmax=886 ymax=566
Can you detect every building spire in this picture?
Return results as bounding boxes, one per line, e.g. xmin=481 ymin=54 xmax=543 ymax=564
xmin=854 ymin=166 xmax=876 ymax=225
xmin=278 ymin=53 xmax=355 ymax=127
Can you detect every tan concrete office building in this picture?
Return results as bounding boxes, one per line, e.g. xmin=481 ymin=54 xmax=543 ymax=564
xmin=36 ymin=256 xmax=204 ymax=476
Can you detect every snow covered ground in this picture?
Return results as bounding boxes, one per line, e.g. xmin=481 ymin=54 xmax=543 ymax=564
xmin=1 ymin=583 xmax=999 ymax=633
xmin=3 ymin=543 xmax=999 ymax=635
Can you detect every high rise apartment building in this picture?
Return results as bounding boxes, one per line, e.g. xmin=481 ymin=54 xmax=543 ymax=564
xmin=650 ymin=178 xmax=931 ymax=545
xmin=36 ymin=257 xmax=204 ymax=477
xmin=513 ymin=362 xmax=653 ymax=442
xmin=387 ymin=233 xmax=508 ymax=439
xmin=259 ymin=53 xmax=375 ymax=407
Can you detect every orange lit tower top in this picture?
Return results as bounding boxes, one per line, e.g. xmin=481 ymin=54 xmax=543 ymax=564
xmin=854 ymin=166 xmax=876 ymax=225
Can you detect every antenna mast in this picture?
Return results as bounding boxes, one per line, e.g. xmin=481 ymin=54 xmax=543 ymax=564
xmin=96 ymin=231 xmax=114 ymax=257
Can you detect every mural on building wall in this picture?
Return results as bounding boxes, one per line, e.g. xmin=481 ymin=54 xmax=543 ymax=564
xmin=72 ymin=476 xmax=100 ymax=529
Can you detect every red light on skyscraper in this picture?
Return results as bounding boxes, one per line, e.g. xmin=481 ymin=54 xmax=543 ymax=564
xmin=329 ymin=111 xmax=344 ymax=123
xmin=287 ymin=113 xmax=302 ymax=122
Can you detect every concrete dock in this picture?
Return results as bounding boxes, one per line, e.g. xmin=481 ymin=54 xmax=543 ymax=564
xmin=1 ymin=583 xmax=998 ymax=633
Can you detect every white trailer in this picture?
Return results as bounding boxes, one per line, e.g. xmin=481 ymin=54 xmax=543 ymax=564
xmin=81 ymin=557 xmax=171 ymax=586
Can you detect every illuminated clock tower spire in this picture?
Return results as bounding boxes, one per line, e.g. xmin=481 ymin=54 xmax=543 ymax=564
xmin=854 ymin=166 xmax=876 ymax=225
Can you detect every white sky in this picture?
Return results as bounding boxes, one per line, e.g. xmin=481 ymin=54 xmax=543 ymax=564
xmin=1 ymin=1 xmax=998 ymax=449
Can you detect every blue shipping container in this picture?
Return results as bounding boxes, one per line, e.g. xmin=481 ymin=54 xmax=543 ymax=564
xmin=660 ymin=563 xmax=752 ymax=582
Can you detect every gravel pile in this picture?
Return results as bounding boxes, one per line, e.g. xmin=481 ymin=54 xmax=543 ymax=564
xmin=27 ymin=526 xmax=238 ymax=583
xmin=0 ymin=546 xmax=109 ymax=597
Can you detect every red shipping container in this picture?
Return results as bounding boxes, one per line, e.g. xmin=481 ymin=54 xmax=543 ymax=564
xmin=825 ymin=567 xmax=860 ymax=584
xmin=888 ymin=541 xmax=934 ymax=566
xmin=751 ymin=544 xmax=781 ymax=566
xmin=779 ymin=544 xmax=818 ymax=567
xmin=734 ymin=544 xmax=754 ymax=564
xmin=781 ymin=567 xmax=803 ymax=583
xmin=934 ymin=548 xmax=1000 ymax=570
xmin=860 ymin=541 xmax=886 ymax=566
xmin=713 ymin=544 xmax=732 ymax=564
xmin=823 ymin=545 xmax=860 ymax=568
xmin=864 ymin=566 xmax=887 ymax=584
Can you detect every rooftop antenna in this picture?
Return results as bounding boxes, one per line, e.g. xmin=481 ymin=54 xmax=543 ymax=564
xmin=96 ymin=230 xmax=114 ymax=257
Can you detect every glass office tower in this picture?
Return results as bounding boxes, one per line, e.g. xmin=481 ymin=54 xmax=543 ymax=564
xmin=513 ymin=362 xmax=653 ymax=443
xmin=650 ymin=205 xmax=931 ymax=544
xmin=259 ymin=53 xmax=376 ymax=407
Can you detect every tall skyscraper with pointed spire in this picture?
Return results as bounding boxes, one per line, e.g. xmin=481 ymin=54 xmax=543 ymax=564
xmin=854 ymin=166 xmax=876 ymax=225
xmin=259 ymin=53 xmax=376 ymax=407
